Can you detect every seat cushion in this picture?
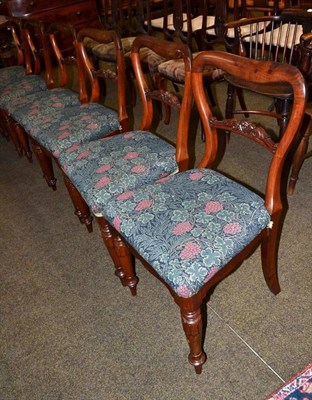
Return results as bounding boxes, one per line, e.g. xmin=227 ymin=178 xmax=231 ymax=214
xmin=29 ymin=102 xmax=120 ymax=155
xmin=0 ymin=75 xmax=47 ymax=109
xmin=158 ymin=52 xmax=224 ymax=84
xmin=90 ymin=37 xmax=136 ymax=62
xmin=124 ymin=47 xmax=165 ymax=73
xmin=6 ymin=88 xmax=80 ymax=130
xmin=59 ymin=131 xmax=178 ymax=215
xmin=0 ymin=65 xmax=28 ymax=90
xmin=104 ymin=169 xmax=271 ymax=298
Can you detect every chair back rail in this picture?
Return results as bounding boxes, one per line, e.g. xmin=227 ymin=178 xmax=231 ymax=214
xmin=192 ymin=51 xmax=306 ymax=211
xmin=76 ymin=27 xmax=129 ymax=129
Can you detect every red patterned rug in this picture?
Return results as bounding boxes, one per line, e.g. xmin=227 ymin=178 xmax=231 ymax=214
xmin=265 ymin=363 xmax=312 ymax=400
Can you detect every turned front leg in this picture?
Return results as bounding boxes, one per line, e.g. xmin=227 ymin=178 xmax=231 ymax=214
xmin=63 ymin=174 xmax=93 ymax=232
xmin=180 ymin=308 xmax=207 ymax=374
xmin=113 ymin=234 xmax=138 ymax=296
xmin=97 ymin=217 xmax=125 ymax=283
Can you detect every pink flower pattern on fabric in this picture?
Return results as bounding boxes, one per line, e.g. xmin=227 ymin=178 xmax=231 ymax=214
xmin=66 ymin=143 xmax=80 ymax=153
xmin=176 ymin=285 xmax=192 ymax=298
xmin=223 ymin=222 xmax=241 ymax=234
xmin=156 ymin=176 xmax=172 ymax=183
xmin=53 ymin=102 xmax=63 ymax=108
xmin=189 ymin=172 xmax=203 ymax=181
xmin=117 ymin=191 xmax=135 ymax=200
xmin=172 ymin=221 xmax=193 ymax=235
xmin=95 ymin=176 xmax=111 ymax=188
xmin=204 ymin=267 xmax=219 ymax=283
xmin=77 ymin=151 xmax=91 ymax=159
xmin=205 ymin=201 xmax=223 ymax=214
xmin=81 ymin=115 xmax=91 ymax=121
xmin=123 ymin=132 xmax=135 ymax=138
xmin=131 ymin=165 xmax=146 ymax=173
xmin=124 ymin=151 xmax=139 ymax=160
xmin=96 ymin=164 xmax=112 ymax=173
xmin=58 ymin=131 xmax=71 ymax=139
xmin=59 ymin=124 xmax=71 ymax=130
xmin=86 ymin=123 xmax=98 ymax=130
xmin=180 ymin=242 xmax=201 ymax=259
xmin=135 ymin=199 xmax=153 ymax=211
xmin=113 ymin=216 xmax=122 ymax=231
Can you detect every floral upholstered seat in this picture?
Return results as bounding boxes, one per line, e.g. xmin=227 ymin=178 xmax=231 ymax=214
xmin=27 ymin=102 xmax=120 ymax=155
xmin=58 ymin=131 xmax=178 ymax=216
xmin=0 ymin=75 xmax=47 ymax=106
xmin=5 ymin=88 xmax=81 ymax=131
xmin=0 ymin=66 xmax=34 ymax=91
xmin=103 ymin=169 xmax=270 ymax=298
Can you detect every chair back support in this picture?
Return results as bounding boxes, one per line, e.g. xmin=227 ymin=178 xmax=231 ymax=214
xmin=131 ymin=35 xmax=192 ymax=170
xmin=192 ymin=51 xmax=306 ymax=213
xmin=6 ymin=17 xmax=25 ymax=67
xmin=76 ymin=27 xmax=129 ymax=130
xmin=227 ymin=13 xmax=312 ymax=65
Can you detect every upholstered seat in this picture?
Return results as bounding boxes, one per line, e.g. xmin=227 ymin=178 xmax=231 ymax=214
xmin=0 ymin=75 xmax=47 ymax=105
xmin=58 ymin=131 xmax=178 ymax=216
xmin=85 ymin=36 xmax=136 ymax=62
xmin=103 ymin=169 xmax=270 ymax=298
xmin=0 ymin=66 xmax=29 ymax=90
xmin=158 ymin=52 xmax=224 ymax=84
xmin=28 ymin=102 xmax=120 ymax=155
xmin=84 ymin=35 xmax=165 ymax=73
xmin=5 ymin=88 xmax=81 ymax=131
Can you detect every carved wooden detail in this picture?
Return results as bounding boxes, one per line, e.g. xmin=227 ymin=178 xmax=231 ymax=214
xmin=145 ymin=89 xmax=181 ymax=111
xmin=92 ymin=68 xmax=117 ymax=81
xmin=208 ymin=117 xmax=278 ymax=153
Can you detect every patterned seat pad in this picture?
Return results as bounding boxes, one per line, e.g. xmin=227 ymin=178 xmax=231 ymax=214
xmin=158 ymin=52 xmax=224 ymax=84
xmin=0 ymin=66 xmax=28 ymax=90
xmin=6 ymin=88 xmax=80 ymax=130
xmin=59 ymin=131 xmax=178 ymax=214
xmin=0 ymin=75 xmax=47 ymax=108
xmin=104 ymin=169 xmax=270 ymax=298
xmin=28 ymin=102 xmax=120 ymax=155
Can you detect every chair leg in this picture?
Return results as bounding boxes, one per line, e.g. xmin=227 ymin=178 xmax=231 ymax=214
xmin=15 ymin=123 xmax=32 ymax=162
xmin=97 ymin=217 xmax=127 ymax=284
xmin=3 ymin=112 xmax=23 ymax=156
xmin=62 ymin=173 xmax=93 ymax=232
xmin=288 ymin=114 xmax=311 ymax=195
xmin=31 ymin=141 xmax=57 ymax=190
xmin=260 ymin=214 xmax=282 ymax=295
xmin=178 ymin=303 xmax=207 ymax=374
xmin=112 ymin=233 xmax=138 ymax=296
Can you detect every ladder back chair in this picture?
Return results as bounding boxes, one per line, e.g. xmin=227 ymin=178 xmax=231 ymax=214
xmin=99 ymin=51 xmax=306 ymax=373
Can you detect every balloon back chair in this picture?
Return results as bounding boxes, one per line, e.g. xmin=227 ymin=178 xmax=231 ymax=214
xmin=100 ymin=51 xmax=306 ymax=373
xmin=56 ymin=35 xmax=192 ymax=289
xmin=0 ymin=18 xmax=47 ymax=152
xmin=0 ymin=22 xmax=130 ymax=232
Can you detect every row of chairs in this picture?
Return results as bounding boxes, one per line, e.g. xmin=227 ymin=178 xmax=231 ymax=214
xmin=0 ymin=16 xmax=308 ymax=373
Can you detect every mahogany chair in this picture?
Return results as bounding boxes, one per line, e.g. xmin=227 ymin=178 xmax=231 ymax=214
xmin=55 ymin=35 xmax=192 ymax=287
xmin=98 ymin=51 xmax=306 ymax=373
xmin=0 ymin=20 xmax=81 ymax=162
xmin=4 ymin=24 xmax=129 ymax=232
xmin=288 ymin=31 xmax=312 ymax=193
xmin=0 ymin=18 xmax=47 ymax=152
